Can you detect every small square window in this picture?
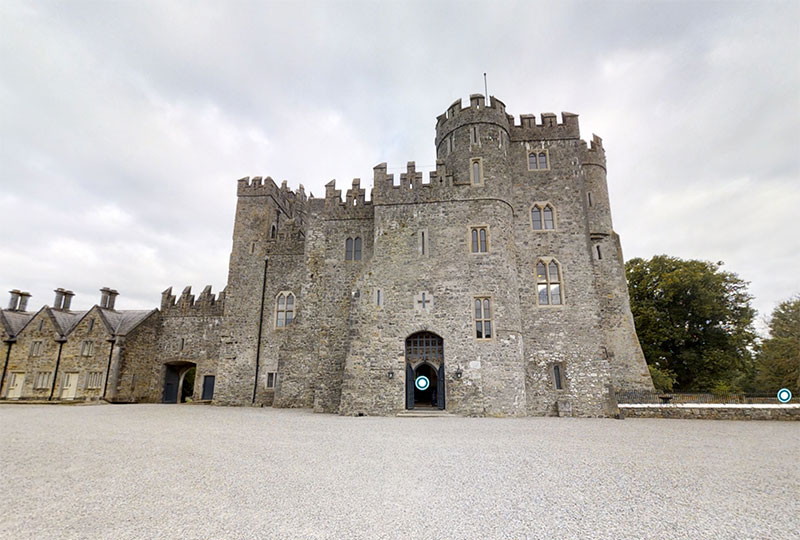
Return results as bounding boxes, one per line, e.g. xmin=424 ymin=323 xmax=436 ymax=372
xmin=266 ymin=372 xmax=277 ymax=389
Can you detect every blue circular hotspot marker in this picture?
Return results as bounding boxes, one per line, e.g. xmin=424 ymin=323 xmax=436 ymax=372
xmin=777 ymin=388 xmax=792 ymax=404
xmin=415 ymin=375 xmax=430 ymax=391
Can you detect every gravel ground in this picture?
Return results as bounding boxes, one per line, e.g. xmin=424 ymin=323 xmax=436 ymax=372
xmin=1 ymin=404 xmax=798 ymax=540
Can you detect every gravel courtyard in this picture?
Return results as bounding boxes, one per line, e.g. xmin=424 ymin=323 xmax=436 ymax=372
xmin=1 ymin=405 xmax=797 ymax=540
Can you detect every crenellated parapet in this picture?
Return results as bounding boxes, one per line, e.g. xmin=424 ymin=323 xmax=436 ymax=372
xmin=237 ymin=175 xmax=307 ymax=206
xmin=581 ymin=134 xmax=607 ymax=170
xmin=372 ymin=160 xmax=458 ymax=205
xmin=319 ymin=178 xmax=374 ymax=220
xmin=161 ymin=285 xmax=225 ymax=317
xmin=508 ymin=111 xmax=580 ymax=142
xmin=435 ymin=95 xmax=511 ymax=148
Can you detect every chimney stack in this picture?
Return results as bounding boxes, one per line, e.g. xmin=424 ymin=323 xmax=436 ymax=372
xmin=62 ymin=290 xmax=75 ymax=311
xmin=107 ymin=289 xmax=119 ymax=310
xmin=100 ymin=287 xmax=111 ymax=308
xmin=18 ymin=292 xmax=31 ymax=311
xmin=53 ymin=288 xmax=66 ymax=310
xmin=7 ymin=290 xmax=21 ymax=310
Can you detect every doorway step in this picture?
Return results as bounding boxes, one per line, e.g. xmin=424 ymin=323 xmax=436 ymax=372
xmin=396 ymin=409 xmax=454 ymax=418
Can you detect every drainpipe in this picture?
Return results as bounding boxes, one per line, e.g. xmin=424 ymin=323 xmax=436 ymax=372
xmin=49 ymin=339 xmax=66 ymax=400
xmin=0 ymin=340 xmax=12 ymax=399
xmin=252 ymin=256 xmax=269 ymax=404
xmin=102 ymin=338 xmax=115 ymax=400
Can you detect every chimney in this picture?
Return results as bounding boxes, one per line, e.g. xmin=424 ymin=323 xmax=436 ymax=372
xmin=107 ymin=289 xmax=119 ymax=310
xmin=18 ymin=291 xmax=31 ymax=311
xmin=7 ymin=290 xmax=21 ymax=310
xmin=53 ymin=288 xmax=66 ymax=310
xmin=99 ymin=287 xmax=111 ymax=308
xmin=62 ymin=290 xmax=75 ymax=311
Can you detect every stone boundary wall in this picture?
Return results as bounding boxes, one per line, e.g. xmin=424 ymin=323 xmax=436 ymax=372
xmin=619 ymin=403 xmax=800 ymax=421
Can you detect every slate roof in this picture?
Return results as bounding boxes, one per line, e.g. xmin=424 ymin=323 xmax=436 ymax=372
xmin=49 ymin=310 xmax=89 ymax=336
xmin=99 ymin=309 xmax=157 ymax=336
xmin=0 ymin=310 xmax=35 ymax=337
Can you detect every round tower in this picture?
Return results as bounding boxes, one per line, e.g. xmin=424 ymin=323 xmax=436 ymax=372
xmin=434 ymin=94 xmax=512 ymax=195
xmin=581 ymin=135 xmax=613 ymax=235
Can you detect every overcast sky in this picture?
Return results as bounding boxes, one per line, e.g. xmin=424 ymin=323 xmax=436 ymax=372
xmin=1 ymin=0 xmax=798 ymax=334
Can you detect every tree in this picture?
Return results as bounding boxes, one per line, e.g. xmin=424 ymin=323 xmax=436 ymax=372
xmin=755 ymin=296 xmax=800 ymax=394
xmin=625 ymin=255 xmax=756 ymax=392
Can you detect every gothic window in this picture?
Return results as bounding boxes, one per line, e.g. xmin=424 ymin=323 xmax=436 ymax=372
xmin=531 ymin=203 xmax=556 ymax=230
xmin=345 ymin=237 xmax=362 ymax=261
xmin=474 ymin=297 xmax=493 ymax=340
xmin=528 ymin=151 xmax=549 ymax=171
xmin=270 ymin=224 xmax=277 ymax=239
xmin=536 ymin=259 xmax=563 ymax=305
xmin=276 ymin=292 xmax=295 ymax=328
xmin=30 ymin=341 xmax=43 ymax=356
xmin=471 ymin=227 xmax=488 ymax=253
xmin=470 ymin=158 xmax=484 ymax=185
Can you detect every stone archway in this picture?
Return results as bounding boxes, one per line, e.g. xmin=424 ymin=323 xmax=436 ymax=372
xmin=163 ymin=362 xmax=196 ymax=404
xmin=405 ymin=331 xmax=445 ymax=410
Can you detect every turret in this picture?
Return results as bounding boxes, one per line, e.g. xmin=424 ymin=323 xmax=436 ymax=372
xmin=582 ymin=135 xmax=613 ymax=235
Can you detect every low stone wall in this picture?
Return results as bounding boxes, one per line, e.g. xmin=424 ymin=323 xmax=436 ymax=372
xmin=619 ymin=403 xmax=800 ymax=421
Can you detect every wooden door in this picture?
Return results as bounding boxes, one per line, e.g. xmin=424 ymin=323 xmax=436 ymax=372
xmin=437 ymin=363 xmax=445 ymax=410
xmin=62 ymin=372 xmax=78 ymax=399
xmin=7 ymin=372 xmax=24 ymax=399
xmin=201 ymin=375 xmax=215 ymax=400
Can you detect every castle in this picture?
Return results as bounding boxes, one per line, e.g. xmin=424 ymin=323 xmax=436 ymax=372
xmin=0 ymin=95 xmax=653 ymax=416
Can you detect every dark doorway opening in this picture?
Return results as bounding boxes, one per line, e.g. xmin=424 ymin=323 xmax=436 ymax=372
xmin=405 ymin=331 xmax=445 ymax=410
xmin=162 ymin=362 xmax=197 ymax=404
xmin=202 ymin=375 xmax=215 ymax=400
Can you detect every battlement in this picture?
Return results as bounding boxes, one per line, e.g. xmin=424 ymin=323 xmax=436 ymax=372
xmin=161 ymin=285 xmax=225 ymax=317
xmin=372 ymin=160 xmax=460 ymax=205
xmin=317 ymin=178 xmax=374 ymax=220
xmin=508 ymin=111 xmax=580 ymax=141
xmin=436 ymin=94 xmax=508 ymax=125
xmin=237 ymin=175 xmax=307 ymax=204
xmin=581 ymin=134 xmax=607 ymax=168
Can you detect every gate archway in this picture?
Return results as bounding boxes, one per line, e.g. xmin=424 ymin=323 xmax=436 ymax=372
xmin=405 ymin=331 xmax=445 ymax=410
xmin=163 ymin=362 xmax=196 ymax=403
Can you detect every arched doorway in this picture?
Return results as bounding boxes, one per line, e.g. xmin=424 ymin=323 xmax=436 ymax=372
xmin=405 ymin=331 xmax=445 ymax=410
xmin=163 ymin=362 xmax=196 ymax=403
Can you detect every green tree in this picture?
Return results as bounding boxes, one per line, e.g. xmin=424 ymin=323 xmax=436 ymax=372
xmin=755 ymin=296 xmax=800 ymax=394
xmin=625 ymin=255 xmax=756 ymax=392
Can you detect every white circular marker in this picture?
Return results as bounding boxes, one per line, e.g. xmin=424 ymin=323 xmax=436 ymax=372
xmin=415 ymin=376 xmax=430 ymax=391
xmin=777 ymin=388 xmax=792 ymax=403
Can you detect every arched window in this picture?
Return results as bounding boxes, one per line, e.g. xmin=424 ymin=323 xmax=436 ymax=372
xmin=531 ymin=204 xmax=556 ymax=230
xmin=345 ymin=238 xmax=353 ymax=260
xmin=528 ymin=151 xmax=549 ymax=171
xmin=345 ymin=237 xmax=362 ymax=260
xmin=536 ymin=259 xmax=563 ymax=305
xmin=276 ymin=292 xmax=295 ymax=327
xmin=270 ymin=224 xmax=277 ymax=238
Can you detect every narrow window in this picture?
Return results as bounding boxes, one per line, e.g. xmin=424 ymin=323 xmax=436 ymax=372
xmin=532 ymin=206 xmax=543 ymax=230
xmin=353 ymin=237 xmax=362 ymax=260
xmin=270 ymin=224 xmax=277 ymax=238
xmin=34 ymin=371 xmax=51 ymax=389
xmin=471 ymin=126 xmax=478 ymax=144
xmin=471 ymin=227 xmax=488 ymax=253
xmin=596 ymin=245 xmax=602 ymax=260
xmin=87 ymin=371 xmax=103 ymax=389
xmin=420 ymin=231 xmax=426 ymax=255
xmin=553 ymin=364 xmax=563 ymax=390
xmin=87 ymin=319 xmax=95 ymax=332
xmin=276 ymin=293 xmax=295 ymax=327
xmin=538 ymin=152 xmax=548 ymax=169
xmin=474 ymin=297 xmax=493 ymax=339
xmin=472 ymin=161 xmax=481 ymax=185
xmin=528 ymin=152 xmax=538 ymax=170
xmin=267 ymin=372 xmax=276 ymax=388
xmin=80 ymin=341 xmax=94 ymax=356
xmin=543 ymin=206 xmax=555 ymax=230
xmin=250 ymin=242 xmax=256 ymax=254
xmin=38 ymin=320 xmax=44 ymax=331
xmin=345 ymin=238 xmax=353 ymax=260
xmin=536 ymin=259 xmax=564 ymax=305
xmin=446 ymin=137 xmax=451 ymax=154
xmin=376 ymin=289 xmax=383 ymax=307
xmin=179 ymin=338 xmax=185 ymax=350
xmin=30 ymin=341 xmax=43 ymax=356
xmin=588 ymin=192 xmax=593 ymax=207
